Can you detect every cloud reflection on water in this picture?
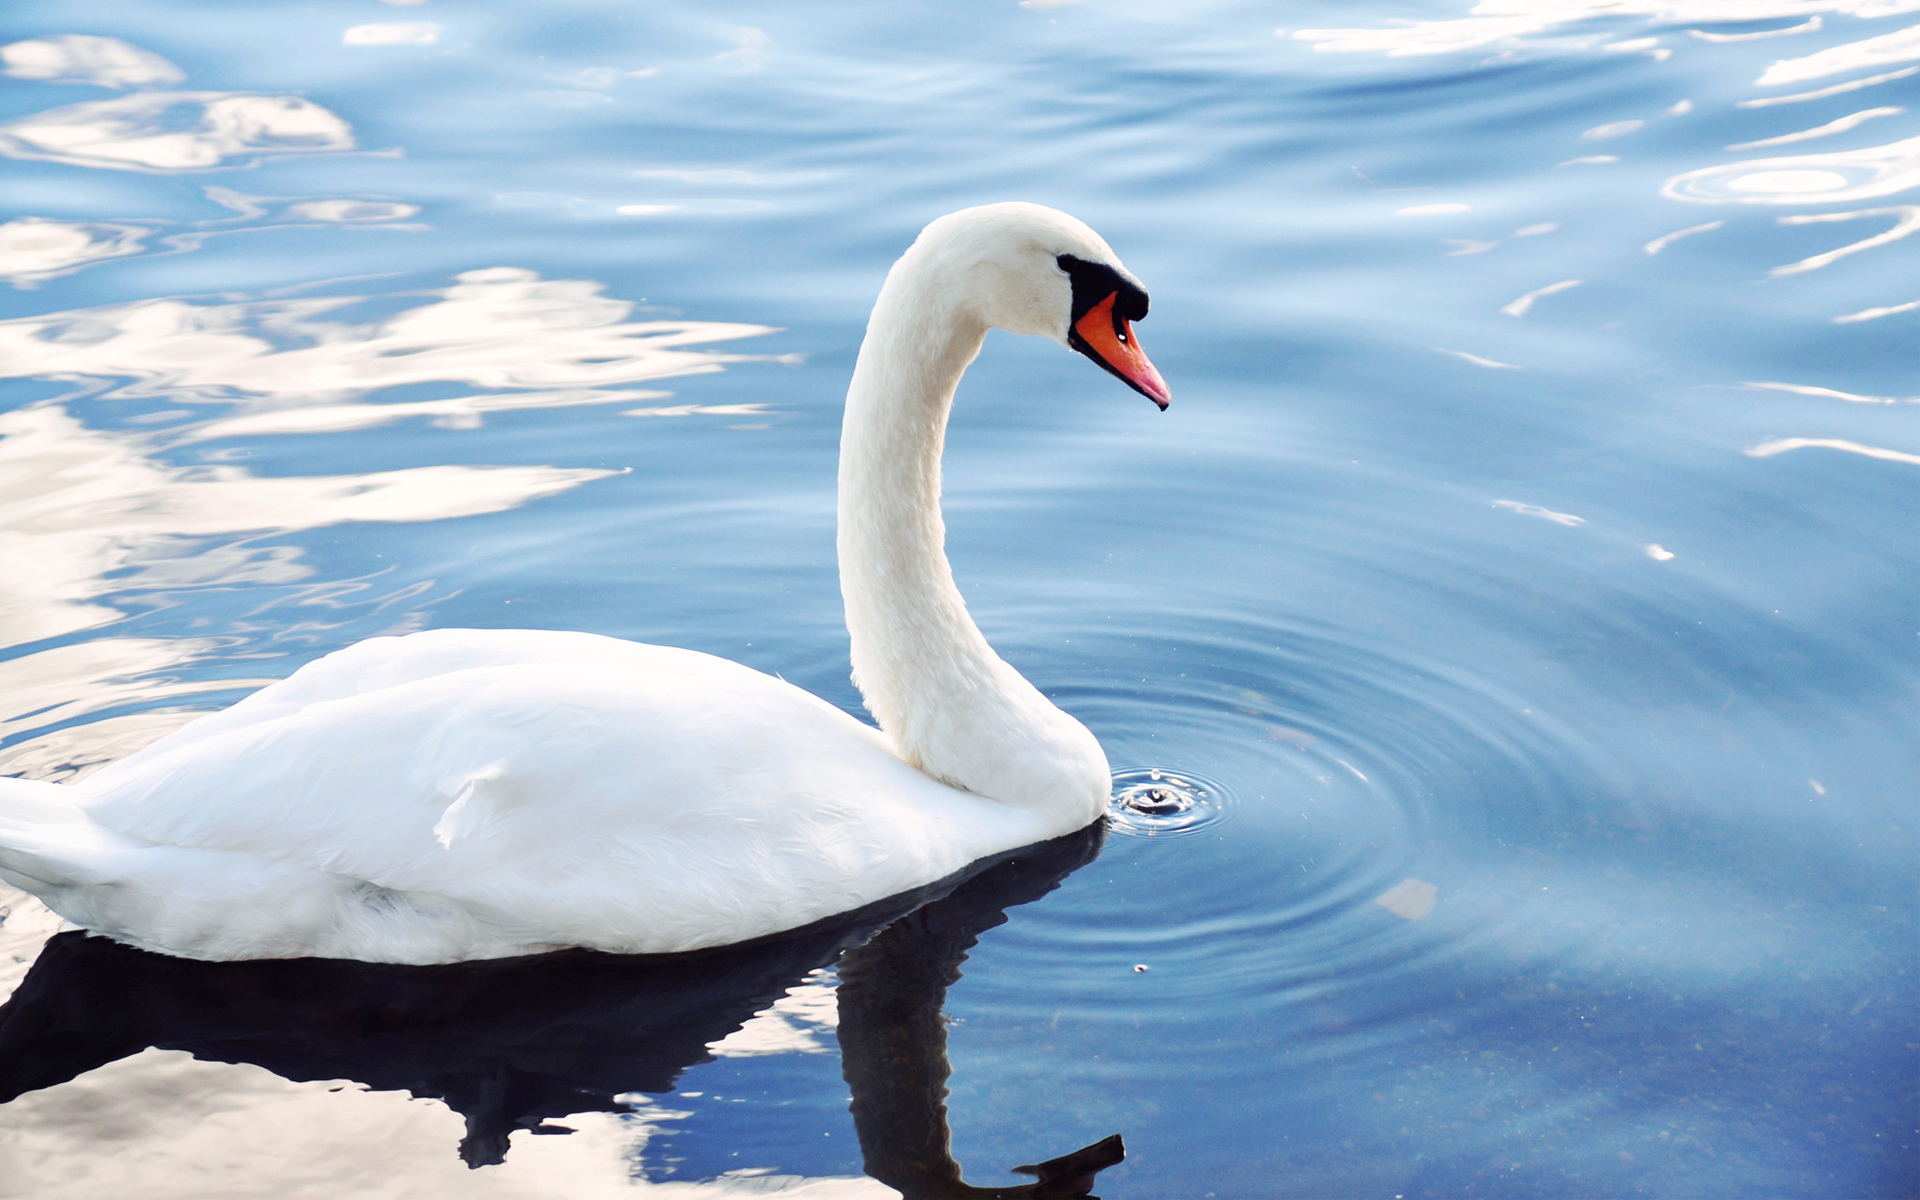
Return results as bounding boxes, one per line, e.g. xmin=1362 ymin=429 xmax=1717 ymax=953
xmin=0 ymin=402 xmax=616 ymax=777
xmin=0 ymin=269 xmax=781 ymax=778
xmin=1725 ymin=104 xmax=1904 ymax=147
xmin=0 ymin=34 xmax=184 ymax=89
xmin=1736 ymin=61 xmax=1920 ymax=103
xmin=0 ymin=638 xmax=267 ymax=754
xmin=1833 ymin=294 xmax=1920 ymax=319
xmin=1295 ymin=0 xmax=1920 ymax=448
xmin=1292 ymin=1 xmax=1920 ymax=59
xmin=0 ymin=186 xmax=424 ymax=289
xmin=1769 ymin=203 xmax=1920 ymax=272
xmin=0 ymin=403 xmax=614 ymax=643
xmin=0 ymin=219 xmax=148 ymax=287
xmin=0 ymin=1040 xmax=885 ymax=1199
xmin=1691 ymin=15 xmax=1825 ymax=40
xmin=1746 ymin=435 xmax=1920 ymax=463
xmin=342 ymin=23 xmax=444 ymax=47
xmin=0 ymin=268 xmax=780 ymax=409
xmin=0 ymin=91 xmax=357 ymax=173
xmin=1755 ymin=19 xmax=1920 ymax=82
xmin=707 ymin=971 xmax=841 ymax=1058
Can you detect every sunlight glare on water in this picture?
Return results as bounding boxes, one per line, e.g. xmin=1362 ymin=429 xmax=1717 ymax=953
xmin=0 ymin=1 xmax=1916 ymax=1196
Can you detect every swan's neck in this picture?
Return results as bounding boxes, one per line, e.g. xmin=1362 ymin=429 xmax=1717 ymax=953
xmin=838 ymin=259 xmax=1107 ymax=817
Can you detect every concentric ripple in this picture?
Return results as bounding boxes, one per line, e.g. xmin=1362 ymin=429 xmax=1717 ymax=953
xmin=988 ymin=613 xmax=1626 ymax=1015
xmin=1106 ymin=766 xmax=1232 ymax=837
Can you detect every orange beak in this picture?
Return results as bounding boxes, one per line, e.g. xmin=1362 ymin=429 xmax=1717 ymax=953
xmin=1073 ymin=293 xmax=1170 ymax=410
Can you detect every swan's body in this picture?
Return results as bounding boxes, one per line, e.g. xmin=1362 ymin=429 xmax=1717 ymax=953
xmin=0 ymin=203 xmax=1168 ymax=963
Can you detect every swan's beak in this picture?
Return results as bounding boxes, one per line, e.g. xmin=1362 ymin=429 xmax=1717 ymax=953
xmin=1071 ymin=293 xmax=1171 ymax=410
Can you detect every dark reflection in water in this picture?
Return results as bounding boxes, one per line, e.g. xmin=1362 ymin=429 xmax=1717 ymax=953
xmin=0 ymin=825 xmax=1119 ymax=1194
xmin=837 ymin=832 xmax=1124 ymax=1199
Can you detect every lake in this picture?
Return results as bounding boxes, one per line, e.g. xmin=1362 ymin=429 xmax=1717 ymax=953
xmin=0 ymin=1 xmax=1915 ymax=1196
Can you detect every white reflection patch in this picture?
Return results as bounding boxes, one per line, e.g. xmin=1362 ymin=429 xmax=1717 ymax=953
xmin=0 ymin=639 xmax=267 ymax=751
xmin=285 ymin=199 xmax=421 ymax=223
xmin=0 ymin=34 xmax=184 ymax=88
xmin=624 ymin=403 xmax=775 ymax=418
xmin=1436 ymin=348 xmax=1520 ymax=369
xmin=1494 ymin=499 xmax=1585 ymax=527
xmin=0 ymin=404 xmax=611 ymax=651
xmin=1731 ymin=169 xmax=1849 ymax=192
xmin=1500 ymin=278 xmax=1582 ymax=317
xmin=1756 ymin=21 xmax=1920 ymax=85
xmin=342 ymin=23 xmax=442 ymax=46
xmin=1489 ymin=499 xmax=1582 ymax=529
xmin=1727 ymin=105 xmax=1903 ymax=149
xmin=1745 ymin=380 xmax=1910 ymax=403
xmin=0 ymin=887 xmax=64 ymax=1000
xmin=0 ymin=267 xmax=780 ymax=407
xmin=633 ymin=167 xmax=767 ymax=184
xmin=0 ymin=709 xmax=208 ymax=784
xmin=1292 ymin=15 xmax=1558 ymax=57
xmin=714 ymin=26 xmax=772 ymax=72
xmin=1833 ymin=296 xmax=1920 ymax=322
xmin=1737 ymin=63 xmax=1920 ymax=106
xmin=1747 ymin=437 xmax=1920 ymax=465
xmin=1643 ymin=219 xmax=1723 ymax=254
xmin=0 ymin=1047 xmax=884 ymax=1197
xmin=1771 ymin=205 xmax=1920 ymax=274
xmin=1690 ymin=16 xmax=1822 ymax=41
xmin=190 ymin=389 xmax=672 ymax=439
xmin=708 ymin=970 xmax=840 ymax=1057
xmin=1292 ymin=3 xmax=1920 ymax=59
xmin=1582 ymin=118 xmax=1645 ymax=140
xmin=0 ymin=91 xmax=355 ymax=173
xmin=0 ymin=217 xmax=147 ymax=286
xmin=0 ymin=269 xmax=778 ymax=675
xmin=1375 ymin=878 xmax=1439 ymax=920
xmin=1662 ymin=136 xmax=1920 ymax=204
xmin=0 ymin=193 xmax=424 ymax=285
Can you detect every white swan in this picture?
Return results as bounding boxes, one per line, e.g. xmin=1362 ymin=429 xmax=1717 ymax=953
xmin=0 ymin=203 xmax=1170 ymax=964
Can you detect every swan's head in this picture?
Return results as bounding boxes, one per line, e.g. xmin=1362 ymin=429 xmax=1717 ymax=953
xmin=913 ymin=202 xmax=1170 ymax=409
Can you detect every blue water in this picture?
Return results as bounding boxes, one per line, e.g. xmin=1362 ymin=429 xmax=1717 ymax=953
xmin=1 ymin=2 xmax=1916 ymax=1196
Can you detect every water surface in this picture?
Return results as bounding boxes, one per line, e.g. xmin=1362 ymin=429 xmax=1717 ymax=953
xmin=1 ymin=2 xmax=1916 ymax=1196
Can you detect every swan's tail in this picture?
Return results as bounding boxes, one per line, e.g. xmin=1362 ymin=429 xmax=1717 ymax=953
xmin=0 ymin=776 xmax=111 ymax=899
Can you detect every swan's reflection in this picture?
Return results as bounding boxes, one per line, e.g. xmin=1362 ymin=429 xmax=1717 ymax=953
xmin=836 ymin=833 xmax=1124 ymax=1199
xmin=0 ymin=826 xmax=1121 ymax=1195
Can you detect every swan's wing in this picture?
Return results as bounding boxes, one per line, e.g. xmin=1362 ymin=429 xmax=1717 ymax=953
xmin=83 ymin=629 xmax=663 ymax=790
xmin=76 ymin=652 xmax=1037 ymax=954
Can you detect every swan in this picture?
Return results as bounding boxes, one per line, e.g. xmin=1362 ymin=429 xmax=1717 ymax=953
xmin=0 ymin=203 xmax=1169 ymax=964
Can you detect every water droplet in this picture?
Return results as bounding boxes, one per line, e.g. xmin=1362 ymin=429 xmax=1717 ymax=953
xmin=1107 ymin=767 xmax=1231 ymax=837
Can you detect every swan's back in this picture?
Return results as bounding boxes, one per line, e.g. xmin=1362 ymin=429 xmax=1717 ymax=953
xmin=42 ymin=630 xmax=1049 ymax=961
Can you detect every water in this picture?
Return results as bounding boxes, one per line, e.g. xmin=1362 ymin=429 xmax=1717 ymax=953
xmin=0 ymin=1 xmax=1916 ymax=1195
